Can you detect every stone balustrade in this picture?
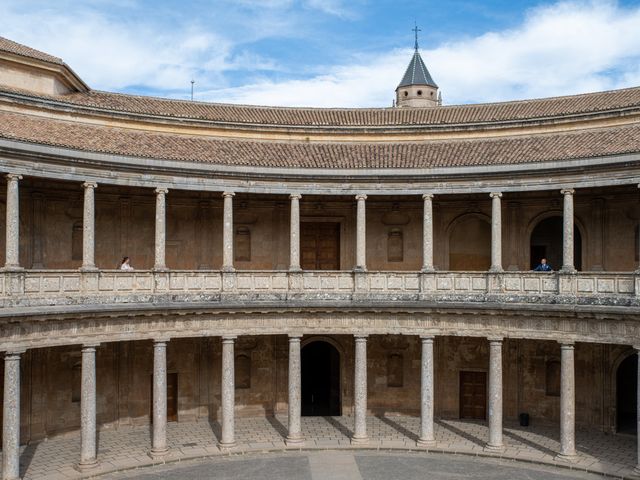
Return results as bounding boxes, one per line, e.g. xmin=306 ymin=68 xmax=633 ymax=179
xmin=0 ymin=270 xmax=637 ymax=308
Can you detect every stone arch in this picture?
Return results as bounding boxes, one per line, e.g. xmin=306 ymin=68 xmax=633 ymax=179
xmin=526 ymin=211 xmax=586 ymax=271
xmin=445 ymin=213 xmax=491 ymax=271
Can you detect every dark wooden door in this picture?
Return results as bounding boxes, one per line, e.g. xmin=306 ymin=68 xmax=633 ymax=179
xmin=301 ymin=222 xmax=340 ymax=270
xmin=459 ymin=371 xmax=486 ymax=420
xmin=150 ymin=372 xmax=178 ymax=422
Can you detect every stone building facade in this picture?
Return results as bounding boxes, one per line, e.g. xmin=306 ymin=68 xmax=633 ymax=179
xmin=1 ymin=35 xmax=640 ymax=478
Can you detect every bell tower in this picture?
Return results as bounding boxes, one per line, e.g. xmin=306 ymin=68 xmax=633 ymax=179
xmin=395 ymin=25 xmax=440 ymax=108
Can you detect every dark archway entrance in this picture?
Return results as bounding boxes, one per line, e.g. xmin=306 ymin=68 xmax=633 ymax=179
xmin=529 ymin=217 xmax=582 ymax=271
xmin=301 ymin=341 xmax=341 ymax=416
xmin=617 ymin=354 xmax=637 ymax=434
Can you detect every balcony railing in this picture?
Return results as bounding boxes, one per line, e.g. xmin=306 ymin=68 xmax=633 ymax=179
xmin=1 ymin=270 xmax=638 ymax=308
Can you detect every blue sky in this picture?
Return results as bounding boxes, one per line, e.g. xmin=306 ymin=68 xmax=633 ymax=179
xmin=2 ymin=0 xmax=640 ymax=107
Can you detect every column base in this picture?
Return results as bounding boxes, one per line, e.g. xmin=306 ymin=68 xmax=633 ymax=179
xmin=353 ymin=267 xmax=367 ymax=273
xmin=75 ymin=458 xmax=99 ymax=472
xmin=148 ymin=447 xmax=170 ymax=459
xmin=416 ymin=438 xmax=436 ymax=448
xmin=152 ymin=267 xmax=169 ymax=273
xmin=559 ymin=267 xmax=577 ymax=274
xmin=1 ymin=265 xmax=23 ymax=272
xmin=218 ymin=441 xmax=237 ymax=451
xmin=489 ymin=267 xmax=504 ymax=273
xmin=79 ymin=266 xmax=99 ymax=272
xmin=632 ymin=465 xmax=640 ymax=477
xmin=288 ymin=267 xmax=302 ymax=273
xmin=484 ymin=443 xmax=505 ymax=453
xmin=350 ymin=435 xmax=369 ymax=445
xmin=554 ymin=452 xmax=579 ymax=463
xmin=420 ymin=267 xmax=435 ymax=273
xmin=222 ymin=267 xmax=236 ymax=273
xmin=285 ymin=435 xmax=305 ymax=446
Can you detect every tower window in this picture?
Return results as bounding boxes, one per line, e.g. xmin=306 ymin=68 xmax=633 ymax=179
xmin=403 ymin=91 xmax=408 ymax=97
xmin=417 ymin=90 xmax=422 ymax=96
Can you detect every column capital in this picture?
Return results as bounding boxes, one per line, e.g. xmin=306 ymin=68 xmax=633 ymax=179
xmin=222 ymin=335 xmax=237 ymax=343
xmin=81 ymin=343 xmax=100 ymax=351
xmin=155 ymin=187 xmax=169 ymax=195
xmin=355 ymin=194 xmax=367 ymax=201
xmin=487 ymin=336 xmax=503 ymax=343
xmin=288 ymin=334 xmax=303 ymax=340
xmin=82 ymin=181 xmax=98 ymax=189
xmin=222 ymin=191 xmax=235 ymax=198
xmin=6 ymin=173 xmax=22 ymax=182
xmin=153 ymin=338 xmax=170 ymax=346
xmin=559 ymin=341 xmax=575 ymax=349
xmin=354 ymin=334 xmax=369 ymax=341
xmin=560 ymin=188 xmax=575 ymax=196
xmin=422 ymin=193 xmax=434 ymax=200
xmin=420 ymin=335 xmax=435 ymax=343
xmin=289 ymin=193 xmax=302 ymax=200
xmin=4 ymin=350 xmax=25 ymax=359
xmin=489 ymin=192 xmax=502 ymax=199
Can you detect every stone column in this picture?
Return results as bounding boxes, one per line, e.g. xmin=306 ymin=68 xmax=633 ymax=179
xmin=78 ymin=344 xmax=99 ymax=470
xmin=81 ymin=182 xmax=98 ymax=271
xmin=150 ymin=339 xmax=169 ymax=458
xmin=286 ymin=335 xmax=304 ymax=445
xmin=154 ymin=188 xmax=168 ymax=271
xmin=222 ymin=192 xmax=235 ymax=272
xmin=4 ymin=174 xmax=23 ymax=270
xmin=557 ymin=342 xmax=578 ymax=461
xmin=352 ymin=334 xmax=368 ymax=444
xmin=289 ymin=194 xmax=302 ymax=271
xmin=490 ymin=192 xmax=503 ymax=272
xmin=422 ymin=194 xmax=435 ymax=272
xmin=3 ymin=350 xmax=23 ymax=480
xmin=485 ymin=338 xmax=504 ymax=452
xmin=417 ymin=336 xmax=436 ymax=447
xmin=355 ymin=194 xmax=367 ymax=271
xmin=220 ymin=336 xmax=237 ymax=448
xmin=561 ymin=189 xmax=576 ymax=273
xmin=635 ymin=348 xmax=640 ymax=476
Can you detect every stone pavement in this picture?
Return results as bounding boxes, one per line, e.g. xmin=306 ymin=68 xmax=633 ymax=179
xmin=1 ymin=415 xmax=637 ymax=479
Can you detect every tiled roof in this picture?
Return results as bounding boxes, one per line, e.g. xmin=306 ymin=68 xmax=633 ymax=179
xmin=3 ymin=85 xmax=640 ymax=128
xmin=0 ymin=36 xmax=64 ymax=65
xmin=398 ymin=50 xmax=437 ymax=88
xmin=1 ymin=110 xmax=639 ymax=169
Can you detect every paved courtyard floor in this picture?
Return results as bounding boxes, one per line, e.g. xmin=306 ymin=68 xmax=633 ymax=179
xmin=1 ymin=415 xmax=638 ymax=479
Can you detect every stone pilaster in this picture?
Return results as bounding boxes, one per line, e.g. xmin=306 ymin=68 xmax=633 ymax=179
xmin=220 ymin=336 xmax=237 ymax=449
xmin=150 ymin=339 xmax=169 ymax=458
xmin=422 ymin=194 xmax=435 ymax=272
xmin=154 ymin=188 xmax=168 ymax=271
xmin=81 ymin=182 xmax=98 ymax=271
xmin=222 ymin=192 xmax=235 ymax=272
xmin=289 ymin=194 xmax=302 ymax=271
xmin=352 ymin=334 xmax=368 ymax=444
xmin=3 ymin=350 xmax=23 ymax=480
xmin=556 ymin=342 xmax=578 ymax=461
xmin=355 ymin=194 xmax=367 ymax=271
xmin=561 ymin=189 xmax=576 ymax=273
xmin=286 ymin=335 xmax=304 ymax=445
xmin=490 ymin=192 xmax=503 ymax=272
xmin=485 ymin=338 xmax=504 ymax=452
xmin=78 ymin=344 xmax=99 ymax=470
xmin=4 ymin=174 xmax=23 ymax=271
xmin=417 ymin=336 xmax=436 ymax=447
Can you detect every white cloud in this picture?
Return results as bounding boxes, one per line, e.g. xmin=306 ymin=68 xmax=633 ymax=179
xmin=199 ymin=0 xmax=640 ymax=107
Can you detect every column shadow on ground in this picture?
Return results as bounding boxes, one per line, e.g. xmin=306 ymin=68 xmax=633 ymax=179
xmin=322 ymin=416 xmax=353 ymax=438
xmin=503 ymin=428 xmax=557 ymax=458
xmin=19 ymin=442 xmax=38 ymax=478
xmin=375 ymin=415 xmax=419 ymax=442
xmin=208 ymin=421 xmax=222 ymax=442
xmin=266 ymin=415 xmax=288 ymax=439
xmin=435 ymin=420 xmax=485 ymax=448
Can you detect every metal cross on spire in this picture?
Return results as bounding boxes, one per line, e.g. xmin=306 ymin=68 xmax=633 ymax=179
xmin=412 ymin=22 xmax=421 ymax=51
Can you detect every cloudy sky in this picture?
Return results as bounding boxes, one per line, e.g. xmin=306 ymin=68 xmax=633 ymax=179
xmin=2 ymin=0 xmax=640 ymax=107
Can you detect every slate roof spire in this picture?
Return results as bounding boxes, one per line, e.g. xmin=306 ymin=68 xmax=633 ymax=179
xmin=398 ymin=24 xmax=438 ymax=89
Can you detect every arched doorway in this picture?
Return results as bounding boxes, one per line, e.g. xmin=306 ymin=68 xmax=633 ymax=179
xmin=529 ymin=216 xmax=582 ymax=271
xmin=301 ymin=341 xmax=341 ymax=416
xmin=448 ymin=215 xmax=491 ymax=271
xmin=617 ymin=354 xmax=637 ymax=434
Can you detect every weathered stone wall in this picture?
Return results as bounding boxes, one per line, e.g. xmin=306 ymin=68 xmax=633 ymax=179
xmin=6 ymin=335 xmax=631 ymax=443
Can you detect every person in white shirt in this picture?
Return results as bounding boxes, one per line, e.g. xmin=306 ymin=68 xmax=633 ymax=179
xmin=120 ymin=256 xmax=133 ymax=270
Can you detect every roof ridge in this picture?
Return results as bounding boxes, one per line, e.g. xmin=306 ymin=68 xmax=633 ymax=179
xmin=0 ymin=36 xmax=64 ymax=65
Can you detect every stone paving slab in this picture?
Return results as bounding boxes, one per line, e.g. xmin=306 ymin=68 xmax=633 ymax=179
xmin=0 ymin=416 xmax=637 ymax=479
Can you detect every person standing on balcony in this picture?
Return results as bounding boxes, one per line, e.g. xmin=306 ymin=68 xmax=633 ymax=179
xmin=120 ymin=256 xmax=133 ymax=271
xmin=533 ymin=258 xmax=552 ymax=271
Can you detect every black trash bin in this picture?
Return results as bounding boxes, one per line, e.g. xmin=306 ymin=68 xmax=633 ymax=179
xmin=519 ymin=413 xmax=530 ymax=427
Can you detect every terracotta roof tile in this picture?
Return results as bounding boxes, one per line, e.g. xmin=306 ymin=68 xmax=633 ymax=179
xmin=0 ymin=37 xmax=64 ymax=65
xmin=1 ymin=111 xmax=639 ymax=169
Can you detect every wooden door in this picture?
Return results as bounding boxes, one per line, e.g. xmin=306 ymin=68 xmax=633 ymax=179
xmin=150 ymin=372 xmax=178 ymax=422
xmin=459 ymin=371 xmax=486 ymax=420
xmin=301 ymin=222 xmax=340 ymax=270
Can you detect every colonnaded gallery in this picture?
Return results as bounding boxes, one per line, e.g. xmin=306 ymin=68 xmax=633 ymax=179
xmin=1 ymin=34 xmax=640 ymax=479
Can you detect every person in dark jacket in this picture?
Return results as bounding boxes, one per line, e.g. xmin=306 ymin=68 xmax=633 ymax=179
xmin=533 ymin=258 xmax=552 ymax=271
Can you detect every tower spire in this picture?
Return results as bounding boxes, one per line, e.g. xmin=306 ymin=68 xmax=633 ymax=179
xmin=412 ymin=22 xmax=421 ymax=51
